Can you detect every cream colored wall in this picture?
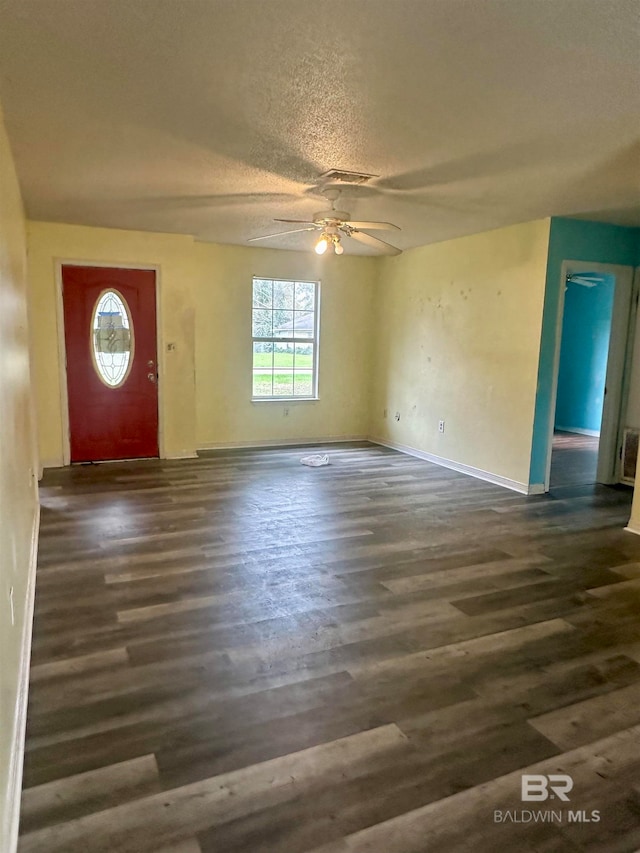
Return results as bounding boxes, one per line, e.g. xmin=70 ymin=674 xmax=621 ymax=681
xmin=27 ymin=222 xmax=199 ymax=465
xmin=0 ymin=106 xmax=39 ymax=853
xmin=27 ymin=223 xmax=375 ymax=464
xmin=370 ymin=219 xmax=551 ymax=489
xmin=194 ymin=243 xmax=375 ymax=447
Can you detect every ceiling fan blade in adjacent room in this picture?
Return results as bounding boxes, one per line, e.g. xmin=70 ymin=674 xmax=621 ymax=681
xmin=570 ymin=277 xmax=598 ymax=287
xmin=248 ymin=227 xmax=317 ymax=242
xmin=348 ymin=229 xmax=402 ymax=255
xmin=345 ymin=221 xmax=400 ymax=231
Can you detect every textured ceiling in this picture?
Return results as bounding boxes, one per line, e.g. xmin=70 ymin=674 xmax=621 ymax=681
xmin=0 ymin=0 xmax=638 ymax=254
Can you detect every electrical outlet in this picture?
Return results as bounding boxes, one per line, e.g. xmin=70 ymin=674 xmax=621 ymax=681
xmin=438 ymin=419 xmax=445 ymax=433
xmin=283 ymin=408 xmax=289 ymax=417
xmin=395 ymin=411 xmax=401 ymax=421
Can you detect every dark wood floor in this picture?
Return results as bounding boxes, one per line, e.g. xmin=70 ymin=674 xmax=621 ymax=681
xmin=550 ymin=431 xmax=599 ymax=487
xmin=19 ymin=442 xmax=640 ymax=852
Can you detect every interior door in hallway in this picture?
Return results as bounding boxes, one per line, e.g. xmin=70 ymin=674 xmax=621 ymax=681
xmin=62 ymin=265 xmax=159 ymax=462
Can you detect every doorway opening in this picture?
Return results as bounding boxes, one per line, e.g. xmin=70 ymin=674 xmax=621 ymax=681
xmin=547 ymin=262 xmax=635 ymax=490
xmin=550 ymin=271 xmax=614 ymax=487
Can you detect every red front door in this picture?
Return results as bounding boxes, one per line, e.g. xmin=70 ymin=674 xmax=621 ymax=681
xmin=62 ymin=265 xmax=159 ymax=462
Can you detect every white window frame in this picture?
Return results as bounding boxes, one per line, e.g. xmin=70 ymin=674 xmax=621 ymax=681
xmin=251 ymin=277 xmax=320 ymax=401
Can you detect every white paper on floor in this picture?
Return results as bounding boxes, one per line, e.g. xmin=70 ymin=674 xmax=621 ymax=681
xmin=300 ymin=454 xmax=329 ymax=467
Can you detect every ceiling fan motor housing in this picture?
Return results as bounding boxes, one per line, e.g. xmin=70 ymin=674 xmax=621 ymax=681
xmin=313 ymin=210 xmax=351 ymax=225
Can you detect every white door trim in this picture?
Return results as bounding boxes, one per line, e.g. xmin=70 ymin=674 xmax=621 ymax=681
xmin=614 ymin=266 xmax=640 ymax=483
xmin=54 ymin=260 xmax=164 ymax=465
xmin=544 ymin=260 xmax=635 ymax=491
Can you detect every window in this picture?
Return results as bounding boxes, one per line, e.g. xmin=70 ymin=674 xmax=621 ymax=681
xmin=91 ymin=289 xmax=134 ymax=388
xmin=252 ymin=277 xmax=319 ymax=399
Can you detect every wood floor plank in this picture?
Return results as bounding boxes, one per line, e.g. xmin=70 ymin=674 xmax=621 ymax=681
xmin=28 ymin=647 xmax=130 ymax=683
xmin=529 ymin=680 xmax=640 ymax=750
xmin=19 ymin=725 xmax=410 ymax=853
xmin=336 ymin=725 xmax=640 ymax=853
xmin=20 ymin=754 xmax=160 ymax=834
xmin=347 ymin=617 xmax=575 ymax=680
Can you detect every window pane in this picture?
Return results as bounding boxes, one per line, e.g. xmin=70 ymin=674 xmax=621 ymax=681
xmin=293 ymin=343 xmax=314 ymax=396
xmin=273 ymin=280 xmax=294 ymax=310
xmin=253 ymin=342 xmax=273 ymax=397
xmin=271 ymin=342 xmax=293 ymax=396
xmin=252 ymin=309 xmax=272 ymax=338
xmin=273 ymin=344 xmax=294 ymax=370
xmin=92 ymin=290 xmax=134 ymax=387
xmin=273 ymin=370 xmax=294 ymax=396
xmin=272 ymin=310 xmax=294 ymax=339
xmin=293 ymin=311 xmax=315 ymax=338
xmin=295 ymin=281 xmax=315 ymax=311
xmin=252 ymin=279 xmax=273 ymax=309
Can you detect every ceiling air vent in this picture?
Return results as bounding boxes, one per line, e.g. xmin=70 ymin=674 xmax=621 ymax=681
xmin=318 ymin=169 xmax=378 ymax=185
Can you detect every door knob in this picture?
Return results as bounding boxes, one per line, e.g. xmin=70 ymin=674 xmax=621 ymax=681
xmin=147 ymin=372 xmax=156 ymax=383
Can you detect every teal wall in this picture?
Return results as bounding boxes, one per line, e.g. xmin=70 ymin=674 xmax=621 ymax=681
xmin=555 ymin=273 xmax=615 ymax=434
xmin=529 ymin=218 xmax=640 ymax=487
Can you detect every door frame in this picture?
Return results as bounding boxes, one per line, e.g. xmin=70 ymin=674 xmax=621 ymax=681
xmin=617 ymin=266 xmax=640 ymax=480
xmin=55 ymin=260 xmax=164 ymax=465
xmin=543 ymin=259 xmax=635 ymax=491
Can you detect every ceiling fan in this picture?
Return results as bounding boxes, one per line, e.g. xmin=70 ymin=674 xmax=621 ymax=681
xmin=248 ymin=188 xmax=401 ymax=255
xmin=566 ymin=272 xmax=603 ymax=288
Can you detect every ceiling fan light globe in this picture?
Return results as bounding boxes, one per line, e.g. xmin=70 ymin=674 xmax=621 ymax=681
xmin=334 ymin=242 xmax=344 ymax=255
xmin=315 ymin=237 xmax=328 ymax=255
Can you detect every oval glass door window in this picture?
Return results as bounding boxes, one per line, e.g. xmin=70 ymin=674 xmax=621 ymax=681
xmin=91 ymin=290 xmax=134 ymax=387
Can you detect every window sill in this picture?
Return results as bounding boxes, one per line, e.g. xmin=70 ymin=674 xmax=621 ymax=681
xmin=251 ymin=397 xmax=319 ymax=403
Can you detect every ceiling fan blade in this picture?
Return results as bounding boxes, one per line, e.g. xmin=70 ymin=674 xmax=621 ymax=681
xmin=570 ymin=277 xmax=598 ymax=287
xmin=274 ymin=218 xmax=317 ymax=225
xmin=348 ymin=229 xmax=401 ymax=255
xmin=345 ymin=221 xmax=400 ymax=231
xmin=128 ymin=192 xmax=300 ymax=209
xmin=248 ymin=227 xmax=317 ymax=243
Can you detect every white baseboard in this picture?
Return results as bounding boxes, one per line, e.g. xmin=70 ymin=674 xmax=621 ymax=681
xmin=555 ymin=426 xmax=601 ymax=437
xmin=527 ymin=483 xmax=546 ymax=495
xmin=198 ymin=435 xmax=368 ymax=452
xmin=41 ymin=457 xmax=65 ymax=469
xmin=625 ymin=522 xmax=640 ymax=536
xmin=369 ymin=437 xmax=540 ymax=495
xmin=5 ymin=502 xmax=39 ymax=853
xmin=44 ymin=437 xmax=546 ymax=497
xmin=43 ymin=452 xmax=199 ymax=468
